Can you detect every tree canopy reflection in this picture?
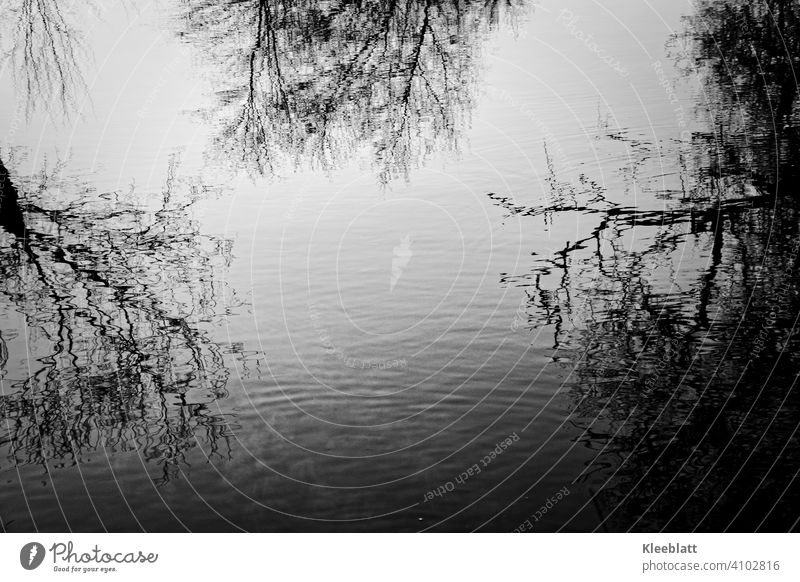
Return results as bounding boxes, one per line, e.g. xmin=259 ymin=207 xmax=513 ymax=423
xmin=0 ymin=155 xmax=239 ymax=486
xmin=0 ymin=3 xmax=243 ymax=490
xmin=180 ymin=0 xmax=527 ymax=182
xmin=489 ymin=0 xmax=800 ymax=531
xmin=683 ymin=0 xmax=800 ymax=190
xmin=2 ymin=0 xmax=88 ymax=116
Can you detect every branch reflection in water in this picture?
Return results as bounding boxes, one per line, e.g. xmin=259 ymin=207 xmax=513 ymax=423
xmin=178 ymin=0 xmax=529 ymax=182
xmin=3 ymin=0 xmax=89 ymax=116
xmin=0 ymin=0 xmax=252 ymax=493
xmin=0 ymin=154 xmax=242 ymax=487
xmin=1 ymin=0 xmax=799 ymax=532
xmin=488 ymin=0 xmax=800 ymax=531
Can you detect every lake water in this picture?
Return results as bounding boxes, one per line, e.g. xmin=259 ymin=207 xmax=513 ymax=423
xmin=1 ymin=0 xmax=799 ymax=532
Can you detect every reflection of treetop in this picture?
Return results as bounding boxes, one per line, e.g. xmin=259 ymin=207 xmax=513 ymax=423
xmin=0 ymin=155 xmax=237 ymax=480
xmin=685 ymin=0 xmax=800 ymax=123
xmin=182 ymin=0 xmax=527 ymax=182
xmin=678 ymin=0 xmax=800 ymax=187
xmin=2 ymin=0 xmax=88 ymax=117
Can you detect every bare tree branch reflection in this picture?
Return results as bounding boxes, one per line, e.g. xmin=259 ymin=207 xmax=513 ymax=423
xmin=179 ymin=0 xmax=528 ymax=182
xmin=2 ymin=0 xmax=89 ymax=116
xmin=0 ymin=154 xmax=239 ymax=484
xmin=489 ymin=0 xmax=800 ymax=531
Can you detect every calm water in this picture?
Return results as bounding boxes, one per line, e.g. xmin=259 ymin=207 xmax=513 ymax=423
xmin=1 ymin=0 xmax=799 ymax=532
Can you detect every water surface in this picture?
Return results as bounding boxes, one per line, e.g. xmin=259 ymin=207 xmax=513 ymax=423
xmin=1 ymin=0 xmax=799 ymax=532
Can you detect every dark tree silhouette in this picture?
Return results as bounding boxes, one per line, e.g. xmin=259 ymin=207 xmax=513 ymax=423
xmin=487 ymin=0 xmax=800 ymax=531
xmin=679 ymin=0 xmax=800 ymax=188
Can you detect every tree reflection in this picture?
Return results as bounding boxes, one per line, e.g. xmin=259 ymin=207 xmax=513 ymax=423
xmin=0 ymin=154 xmax=239 ymax=484
xmin=682 ymin=0 xmax=800 ymax=189
xmin=2 ymin=0 xmax=88 ymax=116
xmin=492 ymin=0 xmax=800 ymax=531
xmin=179 ymin=0 xmax=527 ymax=182
xmin=0 ymin=0 xmax=250 ymax=490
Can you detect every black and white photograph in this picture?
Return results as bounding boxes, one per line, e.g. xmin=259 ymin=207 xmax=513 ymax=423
xmin=1 ymin=0 xmax=799 ymax=569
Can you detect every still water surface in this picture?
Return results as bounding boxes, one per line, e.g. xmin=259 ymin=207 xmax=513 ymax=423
xmin=1 ymin=0 xmax=799 ymax=531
